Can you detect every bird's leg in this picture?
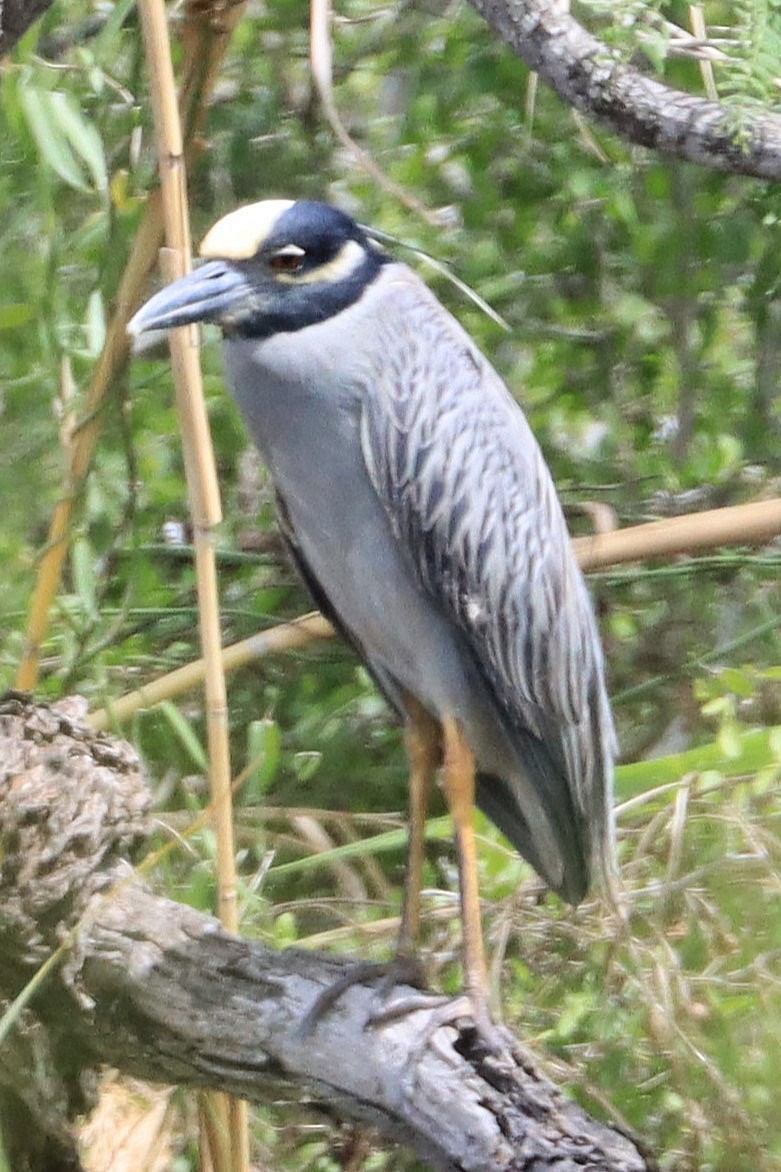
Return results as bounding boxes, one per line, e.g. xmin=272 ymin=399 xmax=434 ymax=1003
xmin=296 ymin=699 xmax=440 ymax=1036
xmin=441 ymin=715 xmax=491 ymax=1028
xmin=398 ymin=696 xmax=441 ymax=959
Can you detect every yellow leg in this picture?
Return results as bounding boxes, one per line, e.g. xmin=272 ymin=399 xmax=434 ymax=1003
xmin=441 ymin=716 xmax=490 ymax=1018
xmin=398 ymin=695 xmax=441 ymax=957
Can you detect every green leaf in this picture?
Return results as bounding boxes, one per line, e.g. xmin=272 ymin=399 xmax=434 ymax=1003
xmin=702 ymin=695 xmax=731 ymax=718
xmin=616 ymin=725 xmax=781 ymax=798
xmin=718 ymin=667 xmax=755 ymax=698
xmin=48 ymin=91 xmax=108 ymax=194
xmin=157 ymin=701 xmax=208 ymax=771
xmin=70 ymin=535 xmax=98 ymax=621
xmin=273 ymin=911 xmax=298 ymax=948
xmin=20 ymin=87 xmax=90 ymax=192
xmin=94 ymin=0 xmax=139 ymax=57
xmin=269 ymin=816 xmax=452 ymax=879
xmin=245 ymin=718 xmax=281 ymax=801
xmin=0 ymin=304 xmax=34 ymax=329
xmin=718 ymin=720 xmax=743 ymax=760
xmin=770 ymin=727 xmax=781 ymax=761
xmin=84 ymin=289 xmax=106 ymax=356
xmin=292 ymin=750 xmax=322 ymax=782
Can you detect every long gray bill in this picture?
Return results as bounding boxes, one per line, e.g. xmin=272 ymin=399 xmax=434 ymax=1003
xmin=128 ymin=260 xmax=250 ymax=336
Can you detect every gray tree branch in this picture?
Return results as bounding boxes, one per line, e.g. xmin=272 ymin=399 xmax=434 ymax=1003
xmin=0 ymin=692 xmax=652 ymax=1171
xmin=466 ymin=0 xmax=781 ymax=179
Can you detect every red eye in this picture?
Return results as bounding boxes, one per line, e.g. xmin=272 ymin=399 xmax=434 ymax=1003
xmin=270 ymin=251 xmax=305 ymax=274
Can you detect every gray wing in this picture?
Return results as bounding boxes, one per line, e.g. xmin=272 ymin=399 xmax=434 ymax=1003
xmin=359 ymin=274 xmax=616 ymax=889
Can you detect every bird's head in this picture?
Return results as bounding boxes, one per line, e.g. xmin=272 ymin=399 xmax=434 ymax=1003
xmin=128 ymin=199 xmax=388 ymax=341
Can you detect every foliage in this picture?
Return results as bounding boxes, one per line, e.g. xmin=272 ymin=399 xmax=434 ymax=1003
xmin=1 ymin=0 xmax=781 ymax=1169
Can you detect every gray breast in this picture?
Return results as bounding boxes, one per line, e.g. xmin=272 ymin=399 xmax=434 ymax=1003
xmin=222 ymin=287 xmax=480 ymax=719
xmin=222 ymin=264 xmax=574 ymax=889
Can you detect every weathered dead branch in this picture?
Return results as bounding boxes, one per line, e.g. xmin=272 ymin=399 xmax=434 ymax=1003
xmin=0 ymin=692 xmax=652 ymax=1171
xmin=466 ymin=0 xmax=781 ymax=178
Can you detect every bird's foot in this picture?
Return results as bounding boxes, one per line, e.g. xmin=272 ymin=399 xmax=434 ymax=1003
xmin=370 ymin=989 xmax=513 ymax=1064
xmin=296 ymin=953 xmax=428 ymax=1039
xmin=368 ymin=989 xmax=511 ymax=1058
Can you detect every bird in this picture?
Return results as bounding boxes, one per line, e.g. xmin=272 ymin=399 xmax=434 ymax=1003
xmin=128 ymin=198 xmax=616 ymax=1027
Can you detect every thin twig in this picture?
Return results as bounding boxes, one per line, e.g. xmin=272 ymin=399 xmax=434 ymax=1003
xmin=88 ymin=612 xmax=334 ymax=731
xmin=309 ymin=0 xmax=440 ymax=225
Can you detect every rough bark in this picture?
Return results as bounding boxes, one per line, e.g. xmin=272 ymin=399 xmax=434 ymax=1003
xmin=0 ymin=692 xmax=652 ymax=1170
xmin=0 ymin=0 xmax=53 ymax=55
xmin=466 ymin=0 xmax=781 ymax=179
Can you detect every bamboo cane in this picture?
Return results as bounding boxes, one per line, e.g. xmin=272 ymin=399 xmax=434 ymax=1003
xmin=135 ymin=0 xmax=247 ymax=1165
xmin=572 ymin=496 xmax=781 ymax=571
xmin=87 ymin=496 xmax=781 ymax=733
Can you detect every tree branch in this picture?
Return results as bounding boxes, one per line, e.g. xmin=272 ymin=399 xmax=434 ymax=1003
xmin=466 ymin=0 xmax=781 ymax=179
xmin=0 ymin=693 xmax=652 ymax=1171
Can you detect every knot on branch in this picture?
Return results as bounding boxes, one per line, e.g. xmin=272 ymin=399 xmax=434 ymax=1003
xmin=0 ymin=692 xmax=151 ymax=959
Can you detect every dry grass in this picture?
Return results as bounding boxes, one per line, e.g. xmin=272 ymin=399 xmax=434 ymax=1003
xmin=177 ymin=762 xmax=781 ymax=1170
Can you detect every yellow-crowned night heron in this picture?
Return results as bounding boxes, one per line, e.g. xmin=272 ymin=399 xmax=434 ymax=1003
xmin=129 ymin=199 xmax=616 ymax=1023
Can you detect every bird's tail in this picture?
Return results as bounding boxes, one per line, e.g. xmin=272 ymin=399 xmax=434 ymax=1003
xmin=475 ymin=715 xmax=592 ymax=905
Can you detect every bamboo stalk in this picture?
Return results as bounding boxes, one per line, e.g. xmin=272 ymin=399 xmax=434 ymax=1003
xmin=572 ymin=496 xmax=781 ymax=571
xmin=135 ymin=0 xmax=247 ymax=1166
xmin=689 ymin=5 xmax=718 ymax=101
xmin=88 ymin=497 xmax=781 ymax=733
xmin=15 ymin=0 xmax=251 ymax=1161
xmin=88 ymin=613 xmax=333 ymax=731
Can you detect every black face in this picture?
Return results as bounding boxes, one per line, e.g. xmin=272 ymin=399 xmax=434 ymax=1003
xmin=128 ymin=201 xmax=389 ymax=342
xmin=228 ymin=202 xmax=388 ymax=338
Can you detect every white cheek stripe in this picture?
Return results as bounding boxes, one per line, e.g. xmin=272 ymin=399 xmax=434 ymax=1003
xmin=199 ymin=199 xmax=296 ymax=260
